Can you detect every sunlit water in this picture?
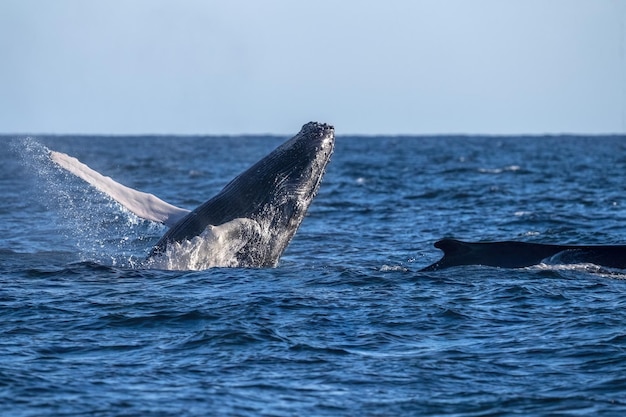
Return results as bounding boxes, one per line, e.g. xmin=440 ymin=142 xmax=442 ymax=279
xmin=2 ymin=134 xmax=626 ymax=416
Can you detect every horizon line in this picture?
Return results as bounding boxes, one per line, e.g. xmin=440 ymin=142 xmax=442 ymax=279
xmin=1 ymin=131 xmax=625 ymax=138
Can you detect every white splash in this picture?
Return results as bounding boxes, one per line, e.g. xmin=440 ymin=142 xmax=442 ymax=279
xmin=146 ymin=218 xmax=264 ymax=271
xmin=478 ymin=165 xmax=521 ymax=174
xmin=15 ymin=138 xmax=161 ymax=267
xmin=535 ymin=263 xmax=626 ymax=279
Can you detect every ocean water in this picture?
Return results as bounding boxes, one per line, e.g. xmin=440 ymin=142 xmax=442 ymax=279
xmin=2 ymin=133 xmax=626 ymax=416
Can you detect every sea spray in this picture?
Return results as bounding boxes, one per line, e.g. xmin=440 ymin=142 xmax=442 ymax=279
xmin=13 ymin=137 xmax=162 ymax=267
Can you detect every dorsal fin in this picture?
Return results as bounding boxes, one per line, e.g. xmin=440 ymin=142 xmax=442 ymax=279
xmin=421 ymin=238 xmax=566 ymax=271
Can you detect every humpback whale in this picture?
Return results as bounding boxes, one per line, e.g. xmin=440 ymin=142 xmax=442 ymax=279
xmin=421 ymin=238 xmax=626 ymax=271
xmin=49 ymin=122 xmax=334 ymax=269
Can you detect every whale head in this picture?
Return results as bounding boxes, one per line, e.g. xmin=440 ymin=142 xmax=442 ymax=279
xmin=149 ymin=122 xmax=335 ymax=268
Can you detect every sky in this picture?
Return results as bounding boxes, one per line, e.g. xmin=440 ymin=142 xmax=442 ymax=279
xmin=1 ymin=0 xmax=625 ymax=135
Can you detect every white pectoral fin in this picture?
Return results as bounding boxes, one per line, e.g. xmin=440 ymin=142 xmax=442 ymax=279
xmin=49 ymin=150 xmax=190 ymax=227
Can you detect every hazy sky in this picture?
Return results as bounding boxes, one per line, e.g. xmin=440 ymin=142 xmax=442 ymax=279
xmin=1 ymin=0 xmax=625 ymax=135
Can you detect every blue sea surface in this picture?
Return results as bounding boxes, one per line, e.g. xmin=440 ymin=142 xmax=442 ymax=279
xmin=2 ymin=134 xmax=626 ymax=416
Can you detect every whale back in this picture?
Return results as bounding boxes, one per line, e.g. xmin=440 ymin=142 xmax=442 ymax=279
xmin=422 ymin=238 xmax=626 ymax=271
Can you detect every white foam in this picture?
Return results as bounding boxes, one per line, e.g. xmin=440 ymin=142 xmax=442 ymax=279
xmin=534 ymin=263 xmax=626 ymax=279
xmin=147 ymin=218 xmax=263 ymax=271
